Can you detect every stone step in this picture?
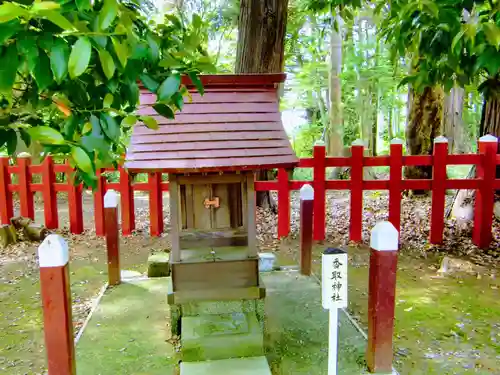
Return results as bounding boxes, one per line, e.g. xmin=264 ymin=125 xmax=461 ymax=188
xmin=180 ymin=356 xmax=272 ymax=375
xmin=181 ymin=300 xmax=258 ymax=316
xmin=181 ymin=312 xmax=263 ymax=362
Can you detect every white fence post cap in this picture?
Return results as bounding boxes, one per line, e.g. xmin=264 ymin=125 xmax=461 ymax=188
xmin=300 ymin=184 xmax=314 ymax=200
xmin=434 ymin=136 xmax=448 ymax=143
xmin=104 ymin=189 xmax=119 ymax=208
xmin=352 ymin=139 xmax=365 ymax=147
xmin=38 ymin=234 xmax=69 ymax=267
xmin=390 ymin=138 xmax=404 ymax=145
xmin=479 ymin=134 xmax=498 ymax=142
xmin=370 ymin=221 xmax=399 ymax=251
xmin=314 ymin=140 xmax=325 ymax=146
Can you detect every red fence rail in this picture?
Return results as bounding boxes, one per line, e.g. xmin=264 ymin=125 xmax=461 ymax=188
xmin=0 ymin=135 xmax=498 ymax=248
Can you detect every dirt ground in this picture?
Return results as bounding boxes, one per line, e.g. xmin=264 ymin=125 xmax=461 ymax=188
xmin=1 ymin=191 xmax=500 ymax=374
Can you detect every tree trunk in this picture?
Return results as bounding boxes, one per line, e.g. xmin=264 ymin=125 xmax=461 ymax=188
xmin=235 ymin=0 xmax=288 ymax=210
xmin=480 ymin=83 xmax=500 ymax=179
xmin=404 ymin=86 xmax=444 ymax=192
xmin=388 ymin=106 xmax=394 ymax=140
xmin=327 ymin=15 xmax=344 ymax=178
xmin=443 ymin=87 xmax=466 ymax=153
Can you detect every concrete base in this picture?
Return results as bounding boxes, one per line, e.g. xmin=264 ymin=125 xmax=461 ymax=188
xmin=180 ymin=356 xmax=272 ymax=375
xmin=147 ymin=253 xmax=170 ymax=278
xmin=182 ymin=312 xmax=263 ymax=362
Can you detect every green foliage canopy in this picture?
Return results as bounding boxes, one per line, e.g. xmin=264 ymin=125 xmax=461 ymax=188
xmin=0 ymin=0 xmax=212 ymax=187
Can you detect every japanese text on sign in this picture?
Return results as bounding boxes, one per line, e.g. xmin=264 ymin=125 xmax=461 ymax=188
xmin=322 ymin=248 xmax=348 ymax=309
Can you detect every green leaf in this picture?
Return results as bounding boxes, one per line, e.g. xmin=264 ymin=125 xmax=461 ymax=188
xmin=28 ymin=126 xmax=65 ymax=145
xmin=71 ymin=146 xmax=93 ymax=174
xmin=0 ymin=21 xmax=20 ymax=45
xmin=172 ymin=92 xmax=184 ymax=110
xmin=166 ymin=14 xmax=182 ymax=28
xmin=483 ymin=22 xmax=500 ymax=49
xmin=100 ymin=113 xmax=120 ymax=141
xmin=19 ymin=128 xmax=31 ymax=148
xmin=157 ymin=74 xmax=181 ymax=102
xmin=18 ymin=36 xmax=38 ymax=72
xmin=0 ymin=44 xmax=19 ymax=92
xmin=98 ymin=0 xmax=118 ymax=30
xmin=188 ymin=72 xmax=204 ymax=95
xmin=146 ymin=33 xmax=159 ymax=62
xmin=103 ymin=93 xmax=114 ymax=108
xmin=141 ymin=115 xmax=158 ymax=130
xmin=76 ymin=0 xmax=92 ymax=11
xmin=69 ymin=37 xmax=92 ymax=79
xmin=5 ymin=129 xmax=16 ymax=155
xmin=159 ymin=54 xmax=181 ymax=69
xmin=32 ymin=1 xmax=60 ymax=12
xmin=111 ymin=37 xmax=127 ymax=68
xmin=38 ymin=10 xmax=76 ymax=30
xmin=0 ymin=2 xmax=29 ymax=23
xmin=451 ymin=29 xmax=465 ymax=52
xmin=192 ymin=14 xmax=202 ymax=29
xmin=153 ymin=104 xmax=175 ymax=119
xmin=140 ymin=73 xmax=159 ymax=92
xmin=98 ymin=49 xmax=115 ymax=79
xmin=33 ymin=50 xmax=53 ymax=90
xmin=121 ymin=115 xmax=137 ymax=127
xmin=82 ymin=122 xmax=92 ymax=134
xmin=50 ymin=40 xmax=69 ymax=84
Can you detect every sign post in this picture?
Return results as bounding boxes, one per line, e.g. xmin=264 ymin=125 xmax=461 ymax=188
xmin=322 ymin=248 xmax=348 ymax=375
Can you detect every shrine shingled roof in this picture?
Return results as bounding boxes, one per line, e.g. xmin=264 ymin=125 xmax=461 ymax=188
xmin=124 ymin=74 xmax=298 ymax=173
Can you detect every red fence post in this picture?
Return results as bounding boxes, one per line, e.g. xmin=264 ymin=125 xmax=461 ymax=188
xmin=104 ymin=190 xmax=120 ymax=286
xmin=473 ymin=134 xmax=497 ymax=248
xmin=93 ymin=169 xmax=105 ymax=236
xmin=300 ymin=184 xmax=314 ymax=276
xmin=350 ymin=140 xmax=364 ymax=242
xmin=388 ymin=139 xmax=403 ymax=233
xmin=277 ymin=168 xmax=290 ymax=238
xmin=18 ymin=153 xmax=34 ymax=219
xmin=42 ymin=156 xmax=58 ymax=229
xmin=313 ymin=141 xmax=326 ymax=241
xmin=38 ymin=235 xmax=76 ymax=375
xmin=367 ymin=221 xmax=399 ymax=374
xmin=149 ymin=172 xmax=163 ymax=237
xmin=430 ymin=136 xmax=449 ymax=244
xmin=66 ymin=162 xmax=84 ymax=234
xmin=0 ymin=157 xmax=13 ymax=224
xmin=120 ymin=167 xmax=135 ymax=236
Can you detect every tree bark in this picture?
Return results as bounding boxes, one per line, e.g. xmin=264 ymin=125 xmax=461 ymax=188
xmin=327 ymin=15 xmax=344 ymax=178
xmin=480 ymin=82 xmax=500 ymax=179
xmin=235 ymin=0 xmax=289 ymax=210
xmin=443 ymin=87 xmax=466 ymax=153
xmin=404 ymin=86 xmax=444 ymax=192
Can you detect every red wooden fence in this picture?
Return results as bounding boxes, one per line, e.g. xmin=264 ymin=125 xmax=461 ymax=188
xmin=0 ymin=135 xmax=498 ymax=248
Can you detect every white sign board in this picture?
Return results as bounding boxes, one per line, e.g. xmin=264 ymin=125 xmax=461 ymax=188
xmin=322 ymin=248 xmax=348 ymax=309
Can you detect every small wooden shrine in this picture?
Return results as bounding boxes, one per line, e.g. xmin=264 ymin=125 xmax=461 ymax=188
xmin=125 ymin=74 xmax=297 ymax=304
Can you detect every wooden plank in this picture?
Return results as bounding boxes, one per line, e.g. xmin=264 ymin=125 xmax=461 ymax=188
xmin=138 ymin=102 xmax=278 ymax=115
xmin=246 ymin=172 xmax=257 ymax=257
xmin=140 ymin=91 xmax=277 ymax=105
xmin=134 ymin=112 xmax=281 ymax=124
xmin=193 ymin=184 xmax=212 ymax=230
xmin=169 ymin=174 xmax=181 ymax=262
xmin=130 ymin=130 xmax=286 ymax=144
xmin=172 ymin=286 xmax=262 ymax=304
xmin=185 ymin=184 xmax=194 ymax=229
xmin=214 ymin=184 xmax=231 ymax=229
xmin=180 ymin=232 xmax=248 ymax=249
xmin=172 ymin=260 xmax=258 ymax=292
xmin=241 ymin=179 xmax=248 ymax=230
xmin=129 ymin=139 xmax=291 ymax=152
xmin=127 ymin=147 xmax=292 ymax=161
xmin=133 ymin=122 xmax=283 ymax=135
xmin=229 ymin=182 xmax=243 ymax=228
xmin=180 ymin=73 xmax=285 ymax=87
xmin=178 ymin=174 xmax=244 ymax=185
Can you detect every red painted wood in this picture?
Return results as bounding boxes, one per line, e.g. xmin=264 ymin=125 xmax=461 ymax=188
xmin=300 ymin=196 xmax=313 ymax=276
xmin=134 ymin=122 xmax=283 ymax=135
xmin=298 ymin=158 xmax=314 ymax=168
xmin=30 ymin=164 xmax=43 ymax=173
xmin=350 ymin=144 xmax=364 ymax=242
xmin=325 ymin=157 xmax=351 ymax=167
xmin=0 ymin=158 xmax=13 ymax=224
xmin=277 ymin=169 xmax=290 ymax=238
xmin=120 ymin=168 xmax=135 ymax=236
xmin=18 ymin=157 xmax=34 ymax=219
xmin=161 ymin=182 xmax=169 ymax=192
xmin=325 ymin=180 xmax=350 ymax=190
xmin=313 ymin=144 xmax=326 ymax=241
xmin=255 ymin=181 xmax=279 ymax=191
xmin=447 ymin=154 xmax=481 ymax=165
xmin=130 ymin=139 xmax=291 ymax=152
xmin=402 ymin=179 xmax=432 ymax=190
xmin=363 ymin=180 xmax=390 ymax=190
xmin=430 ymin=141 xmax=448 ymax=244
xmin=473 ymin=139 xmax=497 ymax=248
xmin=403 ymin=155 xmax=432 ymax=166
xmin=446 ymin=179 xmax=479 ymax=190
xmin=364 ymin=156 xmax=390 ymax=167
xmin=39 ymin=264 xmax=76 ymax=375
xmin=367 ymin=248 xmax=398 ymax=373
xmin=148 ymin=172 xmax=163 ymax=236
xmin=42 ymin=157 xmax=58 ymax=229
xmin=181 ymin=73 xmax=286 ymax=87
xmin=93 ymin=169 xmax=106 ymax=236
xmin=66 ymin=164 xmax=83 ymax=234
xmin=290 ymin=180 xmax=309 ymax=190
xmin=388 ymin=143 xmax=403 ymax=232
xmin=142 ymin=91 xmax=277 ymax=105
xmin=105 ymin=204 xmax=120 ymax=286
